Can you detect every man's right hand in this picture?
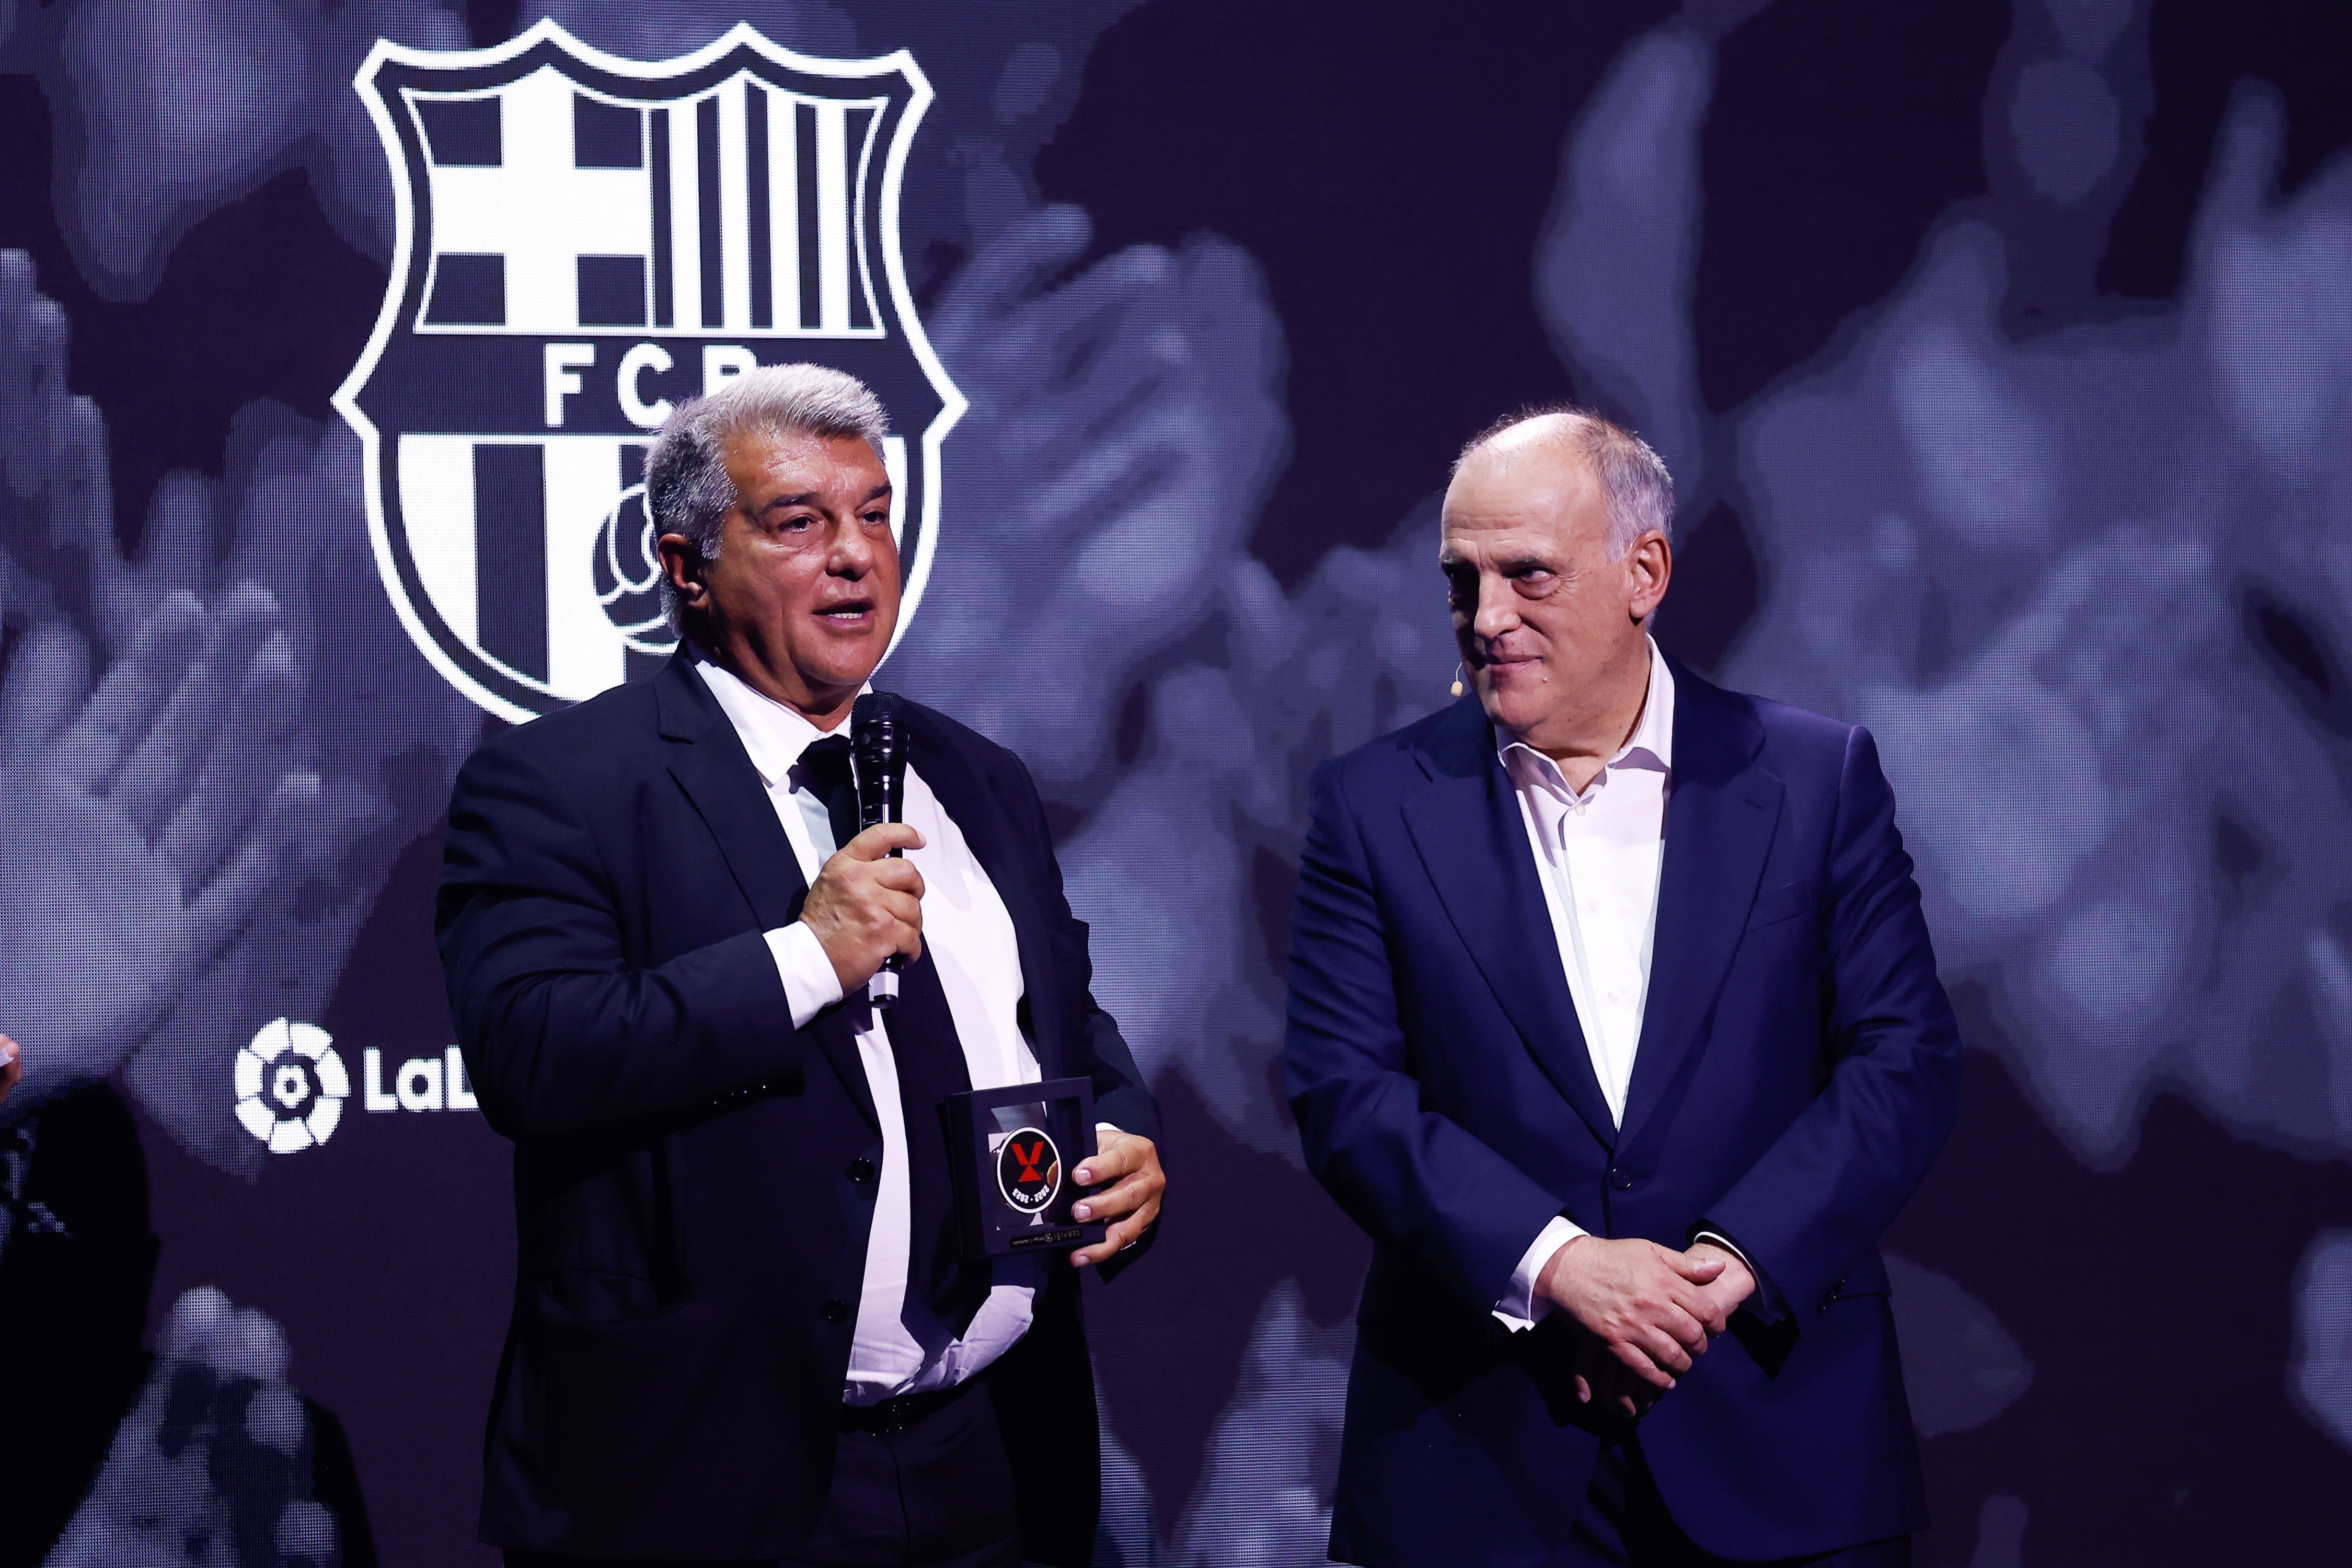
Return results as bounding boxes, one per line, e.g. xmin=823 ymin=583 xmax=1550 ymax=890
xmin=799 ymin=823 xmax=927 ymax=993
xmin=1536 ymin=1235 xmax=1727 ymax=1402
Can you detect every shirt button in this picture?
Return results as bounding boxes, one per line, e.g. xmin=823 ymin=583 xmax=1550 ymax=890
xmin=845 ymin=1158 xmax=875 ymax=1184
xmin=1585 ymin=898 xmax=1600 ymax=913
xmin=1608 ymin=1167 xmax=1635 ymax=1192
xmin=821 ymin=1298 xmax=851 ymax=1323
xmin=1607 ymin=990 xmax=1622 ymax=1003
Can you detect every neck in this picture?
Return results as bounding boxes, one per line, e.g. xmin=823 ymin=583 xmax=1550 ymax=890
xmin=1511 ymin=637 xmax=1652 ymax=790
xmin=696 ymin=634 xmax=860 ymax=731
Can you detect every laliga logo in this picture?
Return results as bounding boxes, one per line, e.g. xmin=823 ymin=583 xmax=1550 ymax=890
xmin=235 ymin=1020 xmax=348 ymax=1154
xmin=236 ymin=1020 xmax=482 ymax=1155
xmin=335 ymin=19 xmax=964 ymax=722
xmin=996 ymin=1126 xmax=1061 ymax=1217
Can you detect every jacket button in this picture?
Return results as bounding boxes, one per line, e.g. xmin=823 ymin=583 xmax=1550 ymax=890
xmin=1608 ymin=1167 xmax=1634 ymax=1191
xmin=846 ymin=1158 xmax=875 ymax=1183
xmin=821 ymin=1298 xmax=851 ymax=1323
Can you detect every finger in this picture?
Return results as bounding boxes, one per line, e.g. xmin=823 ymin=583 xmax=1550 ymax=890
xmin=1074 ymin=1137 xmax=1142 ymax=1185
xmin=1000 ymin=242 xmax=1177 ymax=372
xmin=157 ymin=626 xmax=303 ymax=885
xmin=1071 ymin=1211 xmax=1149 ymax=1269
xmin=111 ymin=591 xmax=281 ymax=837
xmin=935 ymin=203 xmax=1092 ymax=330
xmin=1659 ymin=1304 xmax=1710 ymax=1356
xmin=867 ymin=858 xmax=927 ymax=895
xmin=47 ymin=395 xmax=129 ymax=637
xmin=175 ymin=771 xmax=317 ymax=960
xmin=1071 ymin=1171 xmax=1152 ymax=1221
xmin=0 ymin=619 xmax=91 ymax=764
xmin=1609 ymin=1339 xmax=1677 ymax=1390
xmin=0 ymin=1034 xmax=20 ymax=1098
xmin=53 ymin=591 xmax=208 ymax=788
xmin=840 ymin=822 xmax=925 ymax=860
xmin=1636 ymin=1323 xmax=1694 ymax=1375
xmin=876 ymin=890 xmax=925 ymax=929
xmin=133 ymin=471 xmax=216 ymax=601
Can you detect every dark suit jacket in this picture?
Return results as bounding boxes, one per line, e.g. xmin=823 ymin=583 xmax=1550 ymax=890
xmin=436 ymin=654 xmax=1157 ymax=1564
xmin=1283 ymin=661 xmax=1961 ymax=1564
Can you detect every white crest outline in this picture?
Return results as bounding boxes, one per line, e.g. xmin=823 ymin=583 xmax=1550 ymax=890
xmin=332 ymin=19 xmax=966 ymax=723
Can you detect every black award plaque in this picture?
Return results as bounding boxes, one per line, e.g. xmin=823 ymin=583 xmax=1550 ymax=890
xmin=943 ymin=1078 xmax=1108 ymax=1259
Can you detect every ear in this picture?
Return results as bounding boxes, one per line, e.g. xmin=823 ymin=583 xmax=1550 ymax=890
xmin=1626 ymin=529 xmax=1673 ymax=624
xmin=659 ymin=534 xmax=707 ymax=616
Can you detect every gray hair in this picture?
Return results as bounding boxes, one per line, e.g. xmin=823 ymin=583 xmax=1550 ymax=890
xmin=1452 ymin=403 xmax=1676 ymax=554
xmin=645 ymin=362 xmax=890 ymax=630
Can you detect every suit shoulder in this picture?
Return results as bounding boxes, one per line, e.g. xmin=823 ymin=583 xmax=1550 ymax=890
xmin=900 ymin=696 xmax=1037 ymax=795
xmin=1692 ymin=672 xmax=1860 ymax=777
xmin=459 ymin=675 xmax=664 ymax=789
xmin=1324 ymin=700 xmax=1469 ymax=784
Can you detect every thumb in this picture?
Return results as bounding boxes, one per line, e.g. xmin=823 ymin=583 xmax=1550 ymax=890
xmin=1671 ymin=1248 xmax=1728 ymax=1282
xmin=840 ymin=821 xmax=925 ymax=860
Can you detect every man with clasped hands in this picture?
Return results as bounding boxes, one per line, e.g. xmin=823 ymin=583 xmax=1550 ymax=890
xmin=1284 ymin=409 xmax=1962 ymax=1565
xmin=438 ymin=364 xmax=1165 ymax=1568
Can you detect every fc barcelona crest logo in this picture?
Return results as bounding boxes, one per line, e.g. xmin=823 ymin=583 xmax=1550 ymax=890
xmin=334 ymin=20 xmax=965 ymax=722
xmin=996 ymin=1126 xmax=1062 ymax=1217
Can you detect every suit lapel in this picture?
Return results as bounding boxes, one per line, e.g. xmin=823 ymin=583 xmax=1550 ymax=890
xmin=655 ymin=655 xmax=878 ymax=1129
xmin=1616 ymin=665 xmax=1782 ymax=1152
xmin=906 ymin=708 xmax=1064 ymax=1076
xmin=1401 ymin=699 xmax=1617 ymax=1150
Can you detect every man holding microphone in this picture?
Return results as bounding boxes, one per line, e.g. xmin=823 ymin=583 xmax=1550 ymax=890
xmin=439 ymin=363 xmax=1164 ymax=1568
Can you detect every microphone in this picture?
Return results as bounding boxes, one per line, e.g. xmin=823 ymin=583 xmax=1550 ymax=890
xmin=851 ymin=691 xmax=909 ymax=1007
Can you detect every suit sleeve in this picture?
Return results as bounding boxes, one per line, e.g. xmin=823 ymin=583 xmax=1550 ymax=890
xmin=436 ymin=734 xmax=799 ymax=1143
xmin=1283 ymin=758 xmax=1570 ymax=1313
xmin=1700 ymin=725 xmax=1964 ymax=1318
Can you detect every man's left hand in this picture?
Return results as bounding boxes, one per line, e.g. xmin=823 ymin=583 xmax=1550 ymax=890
xmin=1069 ymin=1129 xmax=1163 ymax=1268
xmin=1684 ymin=1241 xmax=1756 ymax=1334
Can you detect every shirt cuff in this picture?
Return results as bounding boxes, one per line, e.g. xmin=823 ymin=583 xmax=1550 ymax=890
xmin=1692 ymin=1228 xmax=1785 ymax=1323
xmin=1493 ymin=1216 xmax=1587 ymax=1333
xmin=765 ymin=922 xmax=844 ymax=1031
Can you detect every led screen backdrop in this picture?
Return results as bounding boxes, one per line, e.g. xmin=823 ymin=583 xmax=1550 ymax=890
xmin=2 ymin=2 xmax=2350 ymax=1564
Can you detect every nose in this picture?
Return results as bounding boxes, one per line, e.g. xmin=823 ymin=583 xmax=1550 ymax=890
xmin=1471 ymin=572 xmax=1519 ymax=645
xmin=827 ymin=515 xmax=873 ymax=577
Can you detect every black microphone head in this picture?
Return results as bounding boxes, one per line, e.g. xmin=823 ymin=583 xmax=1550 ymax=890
xmin=851 ymin=691 xmax=908 ymax=826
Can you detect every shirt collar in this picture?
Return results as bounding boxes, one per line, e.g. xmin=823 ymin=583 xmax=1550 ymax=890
xmin=1496 ymin=637 xmax=1676 ymax=796
xmin=692 ymin=652 xmax=870 ymax=790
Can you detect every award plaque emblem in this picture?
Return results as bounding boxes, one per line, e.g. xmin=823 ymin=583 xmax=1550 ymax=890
xmin=945 ymin=1079 xmax=1106 ymax=1258
xmin=996 ymin=1127 xmax=1061 ymax=1215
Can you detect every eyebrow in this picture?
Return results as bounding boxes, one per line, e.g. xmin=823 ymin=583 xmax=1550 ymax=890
xmin=757 ymin=482 xmax=893 ymax=513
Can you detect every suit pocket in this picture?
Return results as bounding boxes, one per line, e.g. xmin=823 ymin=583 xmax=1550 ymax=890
xmin=1743 ymin=878 xmax=1818 ymax=933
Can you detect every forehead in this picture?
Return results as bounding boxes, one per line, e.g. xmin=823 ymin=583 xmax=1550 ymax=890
xmin=1439 ymin=449 xmax=1604 ymax=560
xmin=720 ymin=428 xmax=885 ymax=494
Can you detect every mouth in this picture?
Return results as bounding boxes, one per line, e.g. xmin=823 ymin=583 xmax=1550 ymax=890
xmin=1479 ymin=651 xmax=1541 ymax=677
xmin=813 ymin=598 xmax=877 ymax=629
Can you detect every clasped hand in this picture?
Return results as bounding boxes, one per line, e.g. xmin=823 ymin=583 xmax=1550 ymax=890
xmin=1536 ymin=1237 xmax=1757 ymax=1419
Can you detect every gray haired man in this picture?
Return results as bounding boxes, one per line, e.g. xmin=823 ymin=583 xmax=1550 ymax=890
xmin=437 ymin=363 xmax=1165 ymax=1567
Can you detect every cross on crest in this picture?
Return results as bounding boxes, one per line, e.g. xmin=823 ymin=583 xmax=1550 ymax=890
xmin=335 ymin=20 xmax=964 ymax=722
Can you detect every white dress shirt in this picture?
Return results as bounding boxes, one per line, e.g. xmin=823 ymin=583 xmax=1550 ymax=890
xmin=1486 ymin=639 xmax=1777 ymax=1329
xmin=694 ymin=660 xmax=1047 ymax=1403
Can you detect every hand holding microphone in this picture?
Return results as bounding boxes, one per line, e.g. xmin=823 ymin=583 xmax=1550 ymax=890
xmin=799 ymin=696 xmax=924 ymax=1000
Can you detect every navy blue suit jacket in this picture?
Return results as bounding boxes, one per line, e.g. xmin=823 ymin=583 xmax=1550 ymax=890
xmin=1284 ymin=662 xmax=1961 ymax=1564
xmin=436 ymin=654 xmax=1156 ymax=1564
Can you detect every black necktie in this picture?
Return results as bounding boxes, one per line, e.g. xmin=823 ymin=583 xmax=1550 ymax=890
xmin=799 ymin=736 xmax=992 ymax=1340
